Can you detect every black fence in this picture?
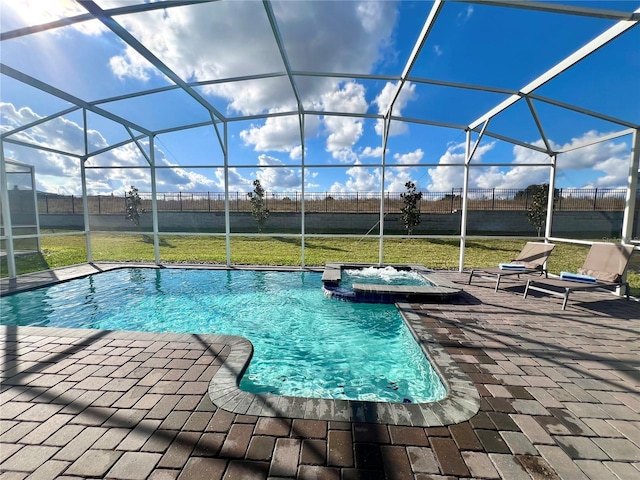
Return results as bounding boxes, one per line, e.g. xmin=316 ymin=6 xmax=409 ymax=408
xmin=37 ymin=188 xmax=634 ymax=215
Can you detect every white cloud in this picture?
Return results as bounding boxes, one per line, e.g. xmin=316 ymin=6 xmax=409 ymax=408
xmin=240 ymin=114 xmax=304 ymax=153
xmin=322 ymin=82 xmax=369 ymax=158
xmin=394 ymin=148 xmax=424 ymax=165
xmin=433 ymin=45 xmax=443 ymax=56
xmin=330 ymin=162 xmax=380 ymax=193
xmin=325 ymin=120 xmax=363 ymax=155
xmin=589 ymin=157 xmax=629 ymax=188
xmin=503 ymin=131 xmax=629 ymax=189
xmin=474 ymin=165 xmax=548 ymax=190
xmin=360 ymin=146 xmax=386 ymax=158
xmin=457 ymin=5 xmax=474 ymax=24
xmin=1 ymin=103 xmax=94 ymax=156
xmin=240 ymin=114 xmax=323 ymax=155
xmin=256 ymin=154 xmax=302 ymax=191
xmin=425 ymin=130 xmax=631 ymax=191
xmin=213 ymin=167 xmax=253 ymax=192
xmin=473 ymin=141 xmax=549 ymax=189
xmin=374 ymin=81 xmax=417 ymax=136
xmin=0 ymin=102 xmax=219 ymax=195
xmin=385 ymin=168 xmax=416 ymax=193
xmin=106 ymin=1 xmax=396 ymax=117
xmin=330 ymin=148 xmax=360 ymax=163
xmin=109 ymin=46 xmax=152 ymax=82
xmin=381 ymin=149 xmax=425 ymax=192
xmin=356 ymin=1 xmax=387 ymax=33
xmin=289 ymin=145 xmax=304 ymax=160
xmin=241 ymin=82 xmax=370 ymax=161
xmin=556 ymin=130 xmax=628 ymax=171
xmin=426 ymin=141 xmax=495 ymax=191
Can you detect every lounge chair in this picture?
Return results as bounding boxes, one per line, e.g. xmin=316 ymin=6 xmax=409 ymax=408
xmin=468 ymin=242 xmax=556 ymax=292
xmin=523 ymin=243 xmax=634 ymax=310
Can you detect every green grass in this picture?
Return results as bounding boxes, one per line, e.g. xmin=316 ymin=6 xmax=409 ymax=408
xmin=2 ymin=232 xmax=638 ymax=296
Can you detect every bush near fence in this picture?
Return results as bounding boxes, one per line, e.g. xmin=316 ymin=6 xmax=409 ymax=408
xmin=35 ymin=188 xmax=634 ymax=215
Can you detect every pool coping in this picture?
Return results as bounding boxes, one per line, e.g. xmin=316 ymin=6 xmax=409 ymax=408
xmin=2 ymin=262 xmax=480 ymax=426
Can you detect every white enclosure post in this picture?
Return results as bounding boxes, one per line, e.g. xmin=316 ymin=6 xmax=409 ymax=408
xmin=223 ymin=122 xmax=231 ymax=266
xmin=300 ymin=114 xmax=306 ymax=268
xmin=30 ymin=162 xmax=41 ymax=252
xmin=80 ymin=157 xmax=92 ymax=262
xmin=621 ymin=129 xmax=639 ymax=244
xmin=81 ymin=109 xmax=91 ymax=262
xmin=379 ymin=117 xmax=391 ymax=266
xmin=458 ymin=130 xmax=472 ymax=272
xmin=544 ymin=155 xmax=557 ymax=240
xmin=0 ymin=143 xmax=16 ymax=278
xmin=149 ymin=136 xmax=160 ymax=264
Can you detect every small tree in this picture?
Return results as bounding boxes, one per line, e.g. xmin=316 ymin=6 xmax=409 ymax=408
xmin=526 ymin=183 xmax=549 ymax=236
xmin=124 ymin=185 xmax=145 ymax=226
xmin=247 ymin=179 xmax=269 ymax=232
xmin=400 ymin=181 xmax=422 ymax=236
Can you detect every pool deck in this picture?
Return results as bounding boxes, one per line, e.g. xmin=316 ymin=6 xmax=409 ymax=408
xmin=1 ymin=263 xmax=639 ymax=479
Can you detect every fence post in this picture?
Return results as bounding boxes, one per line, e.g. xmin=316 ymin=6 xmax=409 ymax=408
xmin=71 ymin=195 xmax=75 ymax=214
xmin=208 ymin=192 xmax=210 ymax=212
xmin=593 ymin=188 xmax=598 ymax=210
xmin=356 ymin=192 xmax=359 ymax=213
xmin=45 ymin=194 xmax=49 ymax=214
xmin=98 ymin=195 xmax=101 ymax=214
xmin=179 ymin=191 xmax=182 ymax=212
xmin=558 ymin=188 xmax=563 ymax=211
xmin=491 ymin=188 xmax=495 ymax=209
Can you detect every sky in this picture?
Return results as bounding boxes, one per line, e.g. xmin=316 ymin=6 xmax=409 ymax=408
xmin=1 ymin=0 xmax=639 ymax=197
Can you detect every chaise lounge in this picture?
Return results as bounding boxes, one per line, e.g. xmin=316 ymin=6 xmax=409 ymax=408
xmin=523 ymin=242 xmax=634 ymax=310
xmin=468 ymin=241 xmax=556 ymax=292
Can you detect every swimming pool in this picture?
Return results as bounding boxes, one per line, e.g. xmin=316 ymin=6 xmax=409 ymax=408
xmin=0 ymin=267 xmax=446 ymax=403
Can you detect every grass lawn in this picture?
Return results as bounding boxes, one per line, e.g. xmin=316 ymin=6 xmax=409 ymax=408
xmin=2 ymin=232 xmax=639 ymax=296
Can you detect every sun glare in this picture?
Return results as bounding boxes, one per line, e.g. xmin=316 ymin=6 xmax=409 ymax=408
xmin=6 ymin=0 xmax=106 ymax=36
xmin=9 ymin=0 xmax=86 ymax=27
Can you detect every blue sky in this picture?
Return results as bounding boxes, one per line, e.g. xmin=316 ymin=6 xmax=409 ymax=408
xmin=1 ymin=0 xmax=639 ymax=196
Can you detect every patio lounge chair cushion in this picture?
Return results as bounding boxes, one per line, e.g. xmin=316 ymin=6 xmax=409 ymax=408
xmin=560 ymin=272 xmax=597 ymax=283
xmin=499 ymin=263 xmax=528 ymax=270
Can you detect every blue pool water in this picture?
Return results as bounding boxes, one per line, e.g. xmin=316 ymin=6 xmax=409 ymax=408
xmin=0 ymin=268 xmax=446 ymax=403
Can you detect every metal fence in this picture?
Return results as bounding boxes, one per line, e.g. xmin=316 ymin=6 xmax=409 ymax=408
xmin=37 ymin=188 xmax=634 ymax=215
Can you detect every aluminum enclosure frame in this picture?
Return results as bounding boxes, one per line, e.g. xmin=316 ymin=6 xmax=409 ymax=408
xmin=1 ymin=0 xmax=639 ymax=279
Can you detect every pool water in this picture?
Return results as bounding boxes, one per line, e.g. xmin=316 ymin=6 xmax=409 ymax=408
xmin=0 ymin=268 xmax=446 ymax=403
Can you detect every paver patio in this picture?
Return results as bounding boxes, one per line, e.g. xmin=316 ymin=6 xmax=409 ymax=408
xmin=1 ymin=264 xmax=639 ymax=479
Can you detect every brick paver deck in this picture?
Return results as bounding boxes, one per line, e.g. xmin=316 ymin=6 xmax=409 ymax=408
xmin=1 ymin=264 xmax=639 ymax=479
